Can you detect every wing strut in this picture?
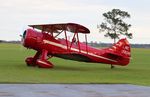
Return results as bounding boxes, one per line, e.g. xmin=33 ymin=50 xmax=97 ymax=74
xmin=85 ymin=34 xmax=88 ymax=54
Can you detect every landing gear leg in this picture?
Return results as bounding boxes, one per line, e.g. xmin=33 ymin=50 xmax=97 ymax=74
xmin=36 ymin=49 xmax=54 ymax=68
xmin=25 ymin=51 xmax=41 ymax=66
xmin=111 ymin=64 xmax=115 ymax=69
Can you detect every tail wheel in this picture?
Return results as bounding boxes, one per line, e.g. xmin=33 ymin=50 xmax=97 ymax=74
xmin=111 ymin=64 xmax=115 ymax=69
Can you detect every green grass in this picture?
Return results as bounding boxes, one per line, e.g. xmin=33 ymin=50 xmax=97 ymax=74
xmin=0 ymin=43 xmax=150 ymax=86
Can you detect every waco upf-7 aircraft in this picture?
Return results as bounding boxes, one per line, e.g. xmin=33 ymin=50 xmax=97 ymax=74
xmin=22 ymin=23 xmax=131 ymax=68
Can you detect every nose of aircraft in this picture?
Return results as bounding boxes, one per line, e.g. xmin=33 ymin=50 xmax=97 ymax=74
xmin=22 ymin=29 xmax=38 ymax=49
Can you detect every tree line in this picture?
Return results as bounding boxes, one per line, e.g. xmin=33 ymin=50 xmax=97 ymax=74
xmin=87 ymin=41 xmax=150 ymax=48
xmin=0 ymin=40 xmax=150 ymax=48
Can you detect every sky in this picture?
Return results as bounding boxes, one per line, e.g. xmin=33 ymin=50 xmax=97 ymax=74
xmin=0 ymin=0 xmax=150 ymax=44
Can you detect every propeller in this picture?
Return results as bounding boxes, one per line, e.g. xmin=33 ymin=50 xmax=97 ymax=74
xmin=19 ymin=34 xmax=24 ymax=51
xmin=19 ymin=25 xmax=27 ymax=51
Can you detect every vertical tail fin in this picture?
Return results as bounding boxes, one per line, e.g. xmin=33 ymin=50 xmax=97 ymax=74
xmin=111 ymin=38 xmax=131 ymax=57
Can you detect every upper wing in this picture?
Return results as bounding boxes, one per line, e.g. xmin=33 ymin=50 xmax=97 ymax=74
xmin=28 ymin=23 xmax=90 ymax=34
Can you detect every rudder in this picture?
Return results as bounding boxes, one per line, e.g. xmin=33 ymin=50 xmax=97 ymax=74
xmin=111 ymin=38 xmax=131 ymax=58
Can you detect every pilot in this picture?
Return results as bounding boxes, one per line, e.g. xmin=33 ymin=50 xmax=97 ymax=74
xmin=72 ymin=37 xmax=76 ymax=43
xmin=72 ymin=37 xmax=78 ymax=45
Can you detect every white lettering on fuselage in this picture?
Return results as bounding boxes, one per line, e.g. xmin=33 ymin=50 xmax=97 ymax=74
xmin=121 ymin=50 xmax=130 ymax=56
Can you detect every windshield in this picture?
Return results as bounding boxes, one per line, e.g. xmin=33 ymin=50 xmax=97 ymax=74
xmin=23 ymin=30 xmax=26 ymax=39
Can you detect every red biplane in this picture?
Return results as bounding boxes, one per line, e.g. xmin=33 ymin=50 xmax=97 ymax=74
xmin=22 ymin=23 xmax=131 ymax=68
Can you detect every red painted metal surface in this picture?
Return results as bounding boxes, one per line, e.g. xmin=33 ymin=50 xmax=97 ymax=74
xmin=22 ymin=23 xmax=131 ymax=68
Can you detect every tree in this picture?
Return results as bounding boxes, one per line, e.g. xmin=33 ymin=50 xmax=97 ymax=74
xmin=98 ymin=9 xmax=132 ymax=43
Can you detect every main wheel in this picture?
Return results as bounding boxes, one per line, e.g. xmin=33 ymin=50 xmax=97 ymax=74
xmin=25 ymin=57 xmax=37 ymax=66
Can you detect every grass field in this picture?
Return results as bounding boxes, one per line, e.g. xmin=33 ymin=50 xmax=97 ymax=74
xmin=0 ymin=43 xmax=150 ymax=86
